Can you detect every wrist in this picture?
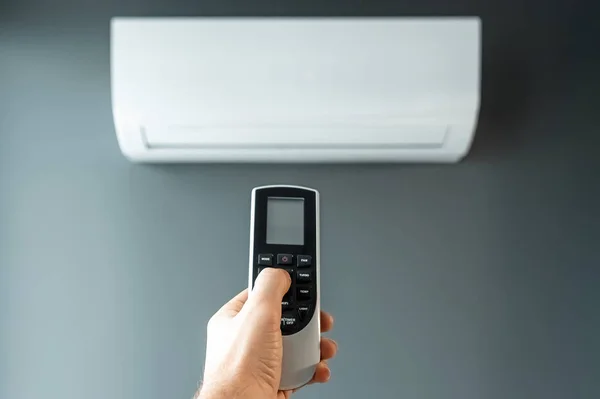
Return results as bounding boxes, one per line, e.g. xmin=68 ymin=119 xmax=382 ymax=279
xmin=197 ymin=381 xmax=242 ymax=399
xmin=197 ymin=385 xmax=224 ymax=399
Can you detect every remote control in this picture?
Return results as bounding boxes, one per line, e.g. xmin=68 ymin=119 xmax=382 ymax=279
xmin=248 ymin=185 xmax=321 ymax=390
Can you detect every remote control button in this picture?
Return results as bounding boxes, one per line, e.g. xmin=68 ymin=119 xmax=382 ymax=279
xmin=296 ymin=255 xmax=312 ymax=267
xmin=296 ymin=271 xmax=311 ymax=283
xmin=297 ymin=287 xmax=311 ymax=301
xmin=277 ymin=254 xmax=293 ymax=265
xmin=281 ymin=311 xmax=298 ymax=328
xmin=258 ymin=254 xmax=273 ymax=266
xmin=298 ymin=306 xmax=310 ymax=321
xmin=281 ymin=299 xmax=293 ymax=310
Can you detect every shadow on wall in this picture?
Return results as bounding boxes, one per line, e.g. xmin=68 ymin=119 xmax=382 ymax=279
xmin=468 ymin=44 xmax=533 ymax=161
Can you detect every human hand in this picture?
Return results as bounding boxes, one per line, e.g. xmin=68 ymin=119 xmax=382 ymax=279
xmin=196 ymin=268 xmax=337 ymax=399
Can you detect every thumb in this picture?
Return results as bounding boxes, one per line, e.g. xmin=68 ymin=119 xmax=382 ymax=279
xmin=247 ymin=268 xmax=291 ymax=309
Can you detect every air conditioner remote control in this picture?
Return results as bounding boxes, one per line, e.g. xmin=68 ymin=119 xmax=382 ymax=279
xmin=248 ymin=185 xmax=321 ymax=390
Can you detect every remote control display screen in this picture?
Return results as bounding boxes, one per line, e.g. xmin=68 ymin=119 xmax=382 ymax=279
xmin=266 ymin=197 xmax=304 ymax=245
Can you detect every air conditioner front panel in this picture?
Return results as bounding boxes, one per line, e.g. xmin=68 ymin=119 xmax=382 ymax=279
xmin=111 ymin=17 xmax=481 ymax=162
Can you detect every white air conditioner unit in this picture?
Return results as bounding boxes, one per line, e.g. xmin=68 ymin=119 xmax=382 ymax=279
xmin=110 ymin=17 xmax=481 ymax=162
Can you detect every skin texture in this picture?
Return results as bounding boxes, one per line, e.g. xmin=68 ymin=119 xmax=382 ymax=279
xmin=195 ymin=268 xmax=337 ymax=399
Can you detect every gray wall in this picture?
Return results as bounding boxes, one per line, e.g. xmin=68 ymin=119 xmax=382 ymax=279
xmin=1 ymin=2 xmax=599 ymax=399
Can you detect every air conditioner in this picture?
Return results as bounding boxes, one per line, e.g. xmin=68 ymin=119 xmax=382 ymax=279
xmin=110 ymin=17 xmax=481 ymax=162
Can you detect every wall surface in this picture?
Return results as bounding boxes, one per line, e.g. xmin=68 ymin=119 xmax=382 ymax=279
xmin=1 ymin=1 xmax=599 ymax=399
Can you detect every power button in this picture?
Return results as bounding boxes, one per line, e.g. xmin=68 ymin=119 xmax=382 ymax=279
xmin=277 ymin=254 xmax=293 ymax=265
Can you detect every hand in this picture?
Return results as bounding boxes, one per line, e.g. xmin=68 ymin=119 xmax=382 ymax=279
xmin=196 ymin=268 xmax=337 ymax=399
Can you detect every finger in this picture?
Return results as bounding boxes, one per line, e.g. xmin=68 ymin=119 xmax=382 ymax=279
xmin=320 ymin=338 xmax=338 ymax=361
xmin=311 ymin=361 xmax=331 ymax=384
xmin=291 ymin=361 xmax=331 ymax=393
xmin=246 ymin=268 xmax=291 ymax=309
xmin=320 ymin=311 xmax=334 ymax=332
xmin=215 ymin=289 xmax=248 ymax=317
xmin=279 ymin=391 xmax=292 ymax=399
